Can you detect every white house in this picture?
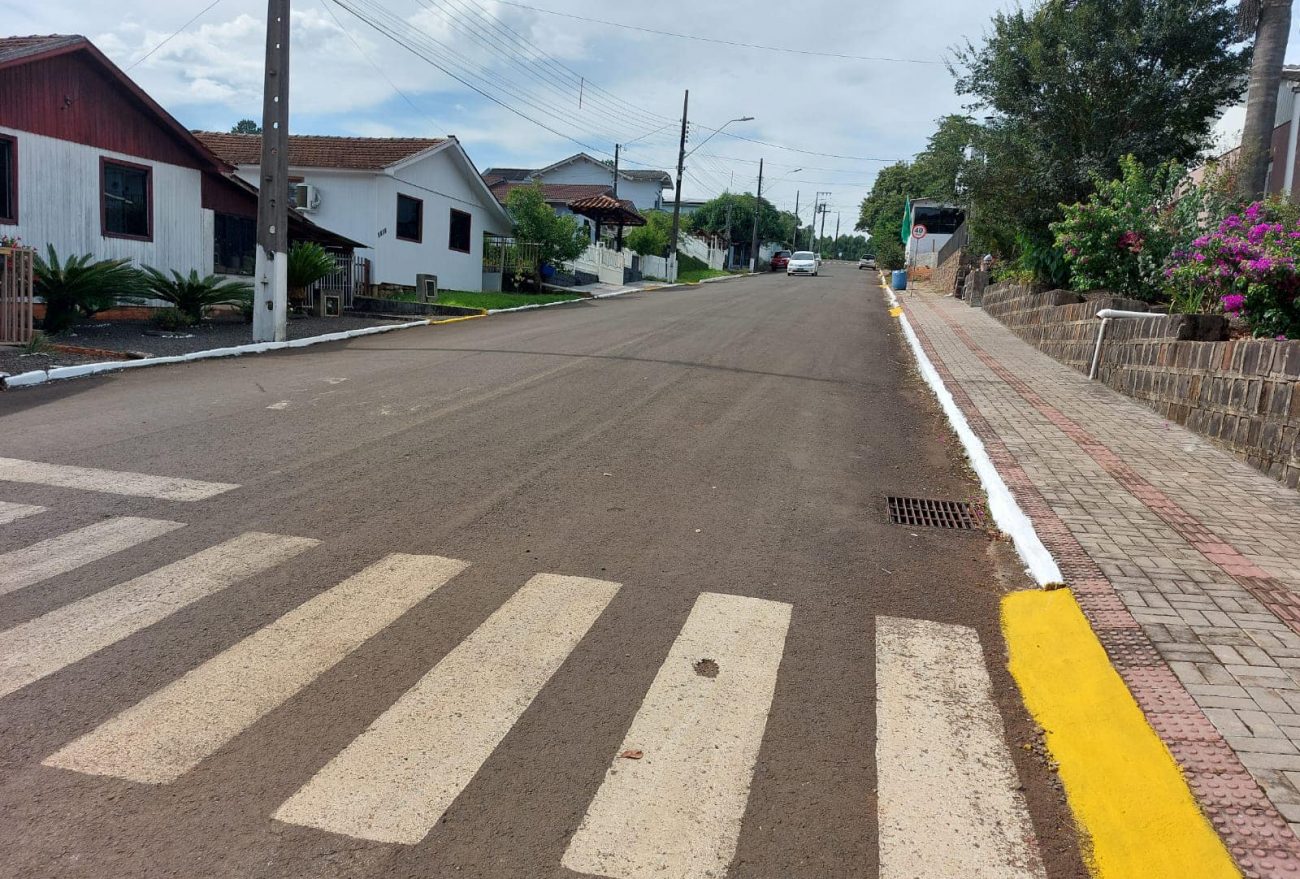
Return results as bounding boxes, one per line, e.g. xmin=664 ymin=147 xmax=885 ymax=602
xmin=199 ymin=133 xmax=514 ymax=292
xmin=0 ymin=35 xmax=356 ymax=282
xmin=483 ymin=153 xmax=671 ymax=213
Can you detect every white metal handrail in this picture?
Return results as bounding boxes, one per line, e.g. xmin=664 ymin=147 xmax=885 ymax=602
xmin=1088 ymin=308 xmax=1154 ymax=379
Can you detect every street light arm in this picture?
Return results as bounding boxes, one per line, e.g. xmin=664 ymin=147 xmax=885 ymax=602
xmin=685 ymin=116 xmax=754 ymax=160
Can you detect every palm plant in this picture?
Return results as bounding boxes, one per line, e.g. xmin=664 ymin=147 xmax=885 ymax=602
xmin=287 ymin=242 xmax=338 ymax=307
xmin=34 ymin=245 xmax=144 ymax=335
xmin=1237 ymin=0 xmax=1293 ymax=198
xmin=140 ymin=267 xmax=253 ymax=322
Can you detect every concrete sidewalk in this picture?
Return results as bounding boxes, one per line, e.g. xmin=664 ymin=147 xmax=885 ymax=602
xmin=898 ymin=283 xmax=1300 ymax=878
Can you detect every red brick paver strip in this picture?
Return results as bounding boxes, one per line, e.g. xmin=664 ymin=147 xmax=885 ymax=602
xmin=897 ymin=287 xmax=1300 ymax=878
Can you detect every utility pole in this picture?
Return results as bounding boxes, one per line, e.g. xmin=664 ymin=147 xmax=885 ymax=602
xmin=834 ymin=212 xmax=840 ymax=256
xmin=668 ymin=89 xmax=689 ymax=261
xmin=792 ymin=190 xmax=800 ymax=249
xmin=749 ymin=158 xmax=764 ymax=272
xmin=254 ymin=0 xmax=290 ymax=343
xmin=723 ymin=198 xmax=733 ymax=270
xmin=612 ymin=143 xmax=623 ymax=252
xmin=818 ymin=202 xmax=829 ymax=253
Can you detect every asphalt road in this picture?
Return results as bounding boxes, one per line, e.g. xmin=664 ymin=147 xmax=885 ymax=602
xmin=0 ymin=265 xmax=1084 ymax=878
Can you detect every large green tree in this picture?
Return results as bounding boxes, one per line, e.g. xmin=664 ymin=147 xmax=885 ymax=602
xmin=951 ymin=0 xmax=1247 ymax=251
xmin=687 ymin=193 xmax=796 ymax=247
xmin=505 ymin=183 xmax=590 ymax=266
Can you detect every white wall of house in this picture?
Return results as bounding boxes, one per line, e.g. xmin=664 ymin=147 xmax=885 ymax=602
xmin=533 ymin=157 xmax=666 ymax=211
xmin=1 ymin=126 xmax=213 ymax=274
xmin=235 ymin=145 xmax=509 ymax=291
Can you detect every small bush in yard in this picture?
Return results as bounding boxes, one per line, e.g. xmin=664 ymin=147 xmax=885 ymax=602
xmin=1165 ymin=201 xmax=1300 ymax=339
xmin=150 ymin=308 xmax=195 ymax=331
xmin=141 ymin=267 xmax=253 ymax=322
xmin=35 ymin=245 xmax=145 ymax=334
xmin=1051 ymin=156 xmax=1183 ymax=301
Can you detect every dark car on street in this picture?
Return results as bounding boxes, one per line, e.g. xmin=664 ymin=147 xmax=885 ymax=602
xmin=769 ymin=250 xmax=791 ymax=272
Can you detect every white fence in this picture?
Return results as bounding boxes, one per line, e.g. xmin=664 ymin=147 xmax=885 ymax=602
xmin=570 ymin=243 xmax=678 ymax=285
xmin=640 ymin=253 xmax=677 ymax=282
xmin=679 ymin=233 xmax=727 ymax=270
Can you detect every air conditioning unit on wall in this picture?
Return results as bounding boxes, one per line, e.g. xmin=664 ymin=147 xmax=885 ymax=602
xmin=292 ymin=183 xmax=321 ymax=212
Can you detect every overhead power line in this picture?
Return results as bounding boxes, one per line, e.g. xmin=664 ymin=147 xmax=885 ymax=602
xmin=125 ymin=0 xmax=224 ymax=71
xmin=493 ymin=0 xmax=942 ymax=65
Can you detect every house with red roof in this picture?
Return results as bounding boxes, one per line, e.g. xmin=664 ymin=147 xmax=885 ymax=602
xmin=198 ymin=132 xmax=514 ymax=293
xmin=0 ymin=35 xmax=357 ymax=283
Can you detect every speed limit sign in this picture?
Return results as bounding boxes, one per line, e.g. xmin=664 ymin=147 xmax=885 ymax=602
xmin=911 ymin=224 xmax=927 ymax=239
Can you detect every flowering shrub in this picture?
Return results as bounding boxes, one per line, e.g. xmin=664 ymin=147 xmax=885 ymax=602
xmin=0 ymin=234 xmax=19 ymax=249
xmin=1051 ymin=156 xmax=1184 ymax=300
xmin=1165 ymin=201 xmax=1300 ymax=339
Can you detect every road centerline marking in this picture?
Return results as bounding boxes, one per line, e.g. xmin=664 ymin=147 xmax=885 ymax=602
xmin=45 ymin=553 xmax=468 ymax=784
xmin=273 ymin=572 xmax=620 ymax=844
xmin=0 ymin=517 xmax=185 ymax=596
xmin=875 ymin=615 xmax=1046 ymax=879
xmin=0 ymin=532 xmax=318 ymax=699
xmin=561 ymin=591 xmax=792 ymax=879
xmin=0 ymin=457 xmax=238 ymax=501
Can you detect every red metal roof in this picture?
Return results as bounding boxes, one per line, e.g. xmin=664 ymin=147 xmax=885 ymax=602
xmin=0 ymin=35 xmax=87 ymax=64
xmin=195 ymin=132 xmax=446 ymax=171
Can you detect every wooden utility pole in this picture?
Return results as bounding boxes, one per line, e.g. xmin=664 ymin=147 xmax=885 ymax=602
xmin=668 ymin=89 xmax=688 ymax=261
xmin=612 ymin=143 xmax=623 ymax=252
xmin=749 ymin=158 xmax=764 ymax=272
xmin=254 ymin=0 xmax=290 ymax=342
xmin=792 ymin=190 xmax=800 ymax=249
xmin=723 ymin=198 xmax=733 ymax=270
xmin=834 ymin=212 xmax=840 ymax=254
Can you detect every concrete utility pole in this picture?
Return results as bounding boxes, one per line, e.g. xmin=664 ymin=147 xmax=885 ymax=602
xmin=834 ymin=212 xmax=840 ymax=249
xmin=723 ymin=197 xmax=733 ymax=270
xmin=668 ymin=89 xmax=689 ymax=259
xmin=818 ymin=202 xmax=829 ymax=253
xmin=612 ymin=143 xmax=623 ymax=252
xmin=254 ymin=0 xmax=291 ymax=343
xmin=749 ymin=158 xmax=764 ymax=272
xmin=792 ymin=190 xmax=800 ymax=249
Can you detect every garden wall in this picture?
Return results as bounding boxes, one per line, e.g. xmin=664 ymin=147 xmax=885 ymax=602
xmin=981 ymin=283 xmax=1300 ymax=488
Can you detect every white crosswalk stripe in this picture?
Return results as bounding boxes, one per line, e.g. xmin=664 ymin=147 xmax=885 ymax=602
xmin=0 ymin=517 xmax=185 ymax=596
xmin=45 ymin=553 xmax=468 ymax=783
xmin=272 ymin=572 xmax=621 ymax=844
xmin=0 ymin=532 xmax=318 ymax=699
xmin=0 ymin=457 xmax=238 ymax=501
xmin=0 ymin=501 xmax=45 ymax=525
xmin=562 ymin=592 xmax=792 ymax=879
xmin=876 ymin=615 xmax=1046 ymax=879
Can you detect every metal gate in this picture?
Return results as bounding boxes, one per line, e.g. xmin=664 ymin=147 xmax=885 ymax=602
xmin=0 ymin=245 xmax=35 ymax=344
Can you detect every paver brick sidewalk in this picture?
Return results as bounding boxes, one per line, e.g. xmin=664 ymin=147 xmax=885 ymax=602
xmin=898 ymin=285 xmax=1300 ymax=877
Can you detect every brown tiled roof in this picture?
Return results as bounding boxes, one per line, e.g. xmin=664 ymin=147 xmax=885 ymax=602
xmin=489 ymin=181 xmax=613 ymax=204
xmin=0 ymin=34 xmax=86 ymax=64
xmin=567 ymin=193 xmax=646 ymax=225
xmin=194 ymin=132 xmax=446 ymax=170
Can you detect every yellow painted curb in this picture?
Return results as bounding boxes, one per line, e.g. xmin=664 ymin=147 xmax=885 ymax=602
xmin=1002 ymin=589 xmax=1240 ymax=878
xmin=428 ymin=313 xmax=486 ymax=324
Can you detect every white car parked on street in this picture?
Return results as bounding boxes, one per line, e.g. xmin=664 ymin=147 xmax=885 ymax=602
xmin=786 ymin=251 xmax=819 ymax=277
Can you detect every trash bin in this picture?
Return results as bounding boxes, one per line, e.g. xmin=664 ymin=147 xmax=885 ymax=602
xmin=891 ymin=269 xmax=907 ymax=291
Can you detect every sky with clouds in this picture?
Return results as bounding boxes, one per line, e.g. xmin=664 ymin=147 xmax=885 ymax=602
xmin=9 ymin=0 xmax=1298 ymax=229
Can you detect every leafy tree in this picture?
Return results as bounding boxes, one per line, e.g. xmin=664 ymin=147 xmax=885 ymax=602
xmin=505 ymin=183 xmax=590 ymax=266
xmin=950 ymin=0 xmax=1247 ymax=252
xmin=34 ymin=246 xmax=144 ymax=334
xmin=231 ymin=119 xmax=262 ymax=134
xmin=140 ymin=267 xmax=253 ymax=321
xmin=687 ymin=193 xmax=794 ymax=247
xmin=625 ymin=210 xmax=673 ymax=256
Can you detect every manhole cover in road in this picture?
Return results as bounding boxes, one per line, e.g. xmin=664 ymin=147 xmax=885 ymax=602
xmin=886 ymin=496 xmax=982 ymax=530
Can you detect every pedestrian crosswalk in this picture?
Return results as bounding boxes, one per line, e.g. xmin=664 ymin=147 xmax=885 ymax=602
xmin=0 ymin=462 xmax=1045 ymax=878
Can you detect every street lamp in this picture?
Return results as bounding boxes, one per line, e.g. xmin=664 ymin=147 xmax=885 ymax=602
xmin=671 ymin=114 xmax=754 ymax=266
xmin=685 ymin=115 xmax=754 ymax=160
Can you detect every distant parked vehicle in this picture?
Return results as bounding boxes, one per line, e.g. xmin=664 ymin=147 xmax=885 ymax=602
xmin=858 ymin=255 xmax=877 ymax=270
xmin=770 ymin=250 xmax=791 ymax=272
xmin=786 ymin=251 xmax=818 ymax=277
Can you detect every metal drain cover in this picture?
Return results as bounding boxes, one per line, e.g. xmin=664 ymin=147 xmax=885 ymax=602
xmin=887 ymin=496 xmax=982 ymax=530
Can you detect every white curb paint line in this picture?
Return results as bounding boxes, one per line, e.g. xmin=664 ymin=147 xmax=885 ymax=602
xmin=0 ymin=532 xmax=319 ymax=699
xmin=876 ymin=615 xmax=1046 ymax=879
xmin=274 ymin=572 xmax=620 ymax=844
xmin=0 ymin=501 xmax=46 ymax=525
xmin=562 ymin=592 xmax=792 ymax=879
xmin=486 ymin=297 xmax=588 ymax=314
xmin=0 ymin=457 xmax=238 ymax=500
xmin=882 ymin=280 xmax=1063 ymax=587
xmin=46 ymin=553 xmax=468 ymax=784
xmin=2 ymin=320 xmax=434 ymax=390
xmin=0 ymin=517 xmax=185 ymax=596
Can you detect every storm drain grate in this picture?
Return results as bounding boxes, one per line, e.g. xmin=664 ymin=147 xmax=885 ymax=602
xmin=887 ymin=496 xmax=982 ymax=530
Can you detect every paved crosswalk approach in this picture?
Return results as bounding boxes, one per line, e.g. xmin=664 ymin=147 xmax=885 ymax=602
xmin=0 ymin=458 xmax=1045 ymax=877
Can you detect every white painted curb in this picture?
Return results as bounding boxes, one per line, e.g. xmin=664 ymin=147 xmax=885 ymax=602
xmin=2 ymin=318 xmax=434 ymax=390
xmin=882 ymin=279 xmax=1064 ymax=587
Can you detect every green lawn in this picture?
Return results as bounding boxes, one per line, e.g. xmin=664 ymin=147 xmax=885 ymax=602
xmin=676 ymin=268 xmax=733 ymax=284
xmin=435 ymin=290 xmax=583 ymax=310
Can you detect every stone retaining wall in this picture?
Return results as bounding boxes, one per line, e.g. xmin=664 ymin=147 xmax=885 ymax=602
xmin=980 ymin=283 xmax=1300 ymax=488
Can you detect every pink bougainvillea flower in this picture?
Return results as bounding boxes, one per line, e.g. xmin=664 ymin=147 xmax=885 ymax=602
xmin=1222 ymin=293 xmax=1246 ymax=313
